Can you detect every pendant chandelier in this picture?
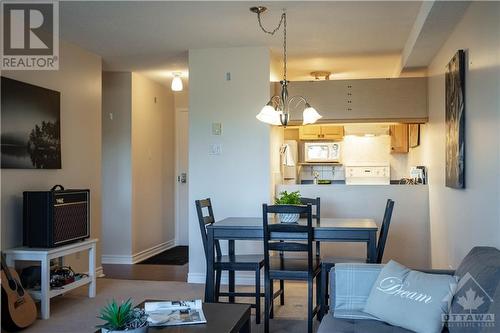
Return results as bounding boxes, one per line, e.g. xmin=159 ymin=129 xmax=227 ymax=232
xmin=251 ymin=6 xmax=322 ymax=126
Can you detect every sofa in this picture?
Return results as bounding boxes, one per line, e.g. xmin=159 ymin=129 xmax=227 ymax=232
xmin=318 ymin=247 xmax=500 ymax=333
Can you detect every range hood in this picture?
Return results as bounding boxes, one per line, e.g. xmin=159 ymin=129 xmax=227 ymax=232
xmin=343 ymin=124 xmax=390 ymax=136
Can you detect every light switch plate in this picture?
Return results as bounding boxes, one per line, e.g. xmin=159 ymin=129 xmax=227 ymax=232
xmin=209 ymin=144 xmax=222 ymax=155
xmin=212 ymin=122 xmax=222 ymax=135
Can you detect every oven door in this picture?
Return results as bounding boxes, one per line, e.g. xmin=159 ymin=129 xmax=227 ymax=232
xmin=305 ymin=143 xmax=331 ymax=162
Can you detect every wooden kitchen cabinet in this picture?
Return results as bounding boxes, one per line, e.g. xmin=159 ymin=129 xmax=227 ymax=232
xmin=321 ymin=125 xmax=344 ymax=140
xmin=390 ymin=124 xmax=409 ymax=153
xmin=299 ymin=125 xmax=344 ymax=141
xmin=299 ymin=125 xmax=321 ymax=140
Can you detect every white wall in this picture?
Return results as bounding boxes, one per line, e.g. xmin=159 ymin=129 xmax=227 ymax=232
xmin=102 ymin=72 xmax=132 ymax=256
xmin=188 ymin=47 xmax=270 ymax=283
xmin=131 ymin=73 xmax=175 ymax=255
xmin=1 ymin=41 xmax=102 ymax=271
xmin=101 ymin=72 xmax=176 ymax=263
xmin=425 ymin=2 xmax=500 ymax=268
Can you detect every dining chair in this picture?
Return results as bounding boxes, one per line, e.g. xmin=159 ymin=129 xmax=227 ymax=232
xmin=276 ymin=197 xmax=321 ymax=306
xmin=300 ymin=197 xmax=321 ymax=257
xmin=319 ymin=199 xmax=395 ymax=319
xmin=263 ymin=204 xmax=321 ymax=333
xmin=195 ymin=198 xmax=282 ymax=324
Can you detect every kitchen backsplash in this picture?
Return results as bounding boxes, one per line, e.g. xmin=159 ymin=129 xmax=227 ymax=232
xmin=300 ymin=165 xmax=345 ymax=181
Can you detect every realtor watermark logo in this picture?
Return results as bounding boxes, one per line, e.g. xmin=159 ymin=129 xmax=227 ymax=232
xmin=443 ymin=272 xmax=495 ymax=329
xmin=1 ymin=1 xmax=59 ymax=70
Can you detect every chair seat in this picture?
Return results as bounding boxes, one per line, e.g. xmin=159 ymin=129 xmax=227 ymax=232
xmin=269 ymin=257 xmax=321 ymax=279
xmin=214 ymin=254 xmax=264 ymax=269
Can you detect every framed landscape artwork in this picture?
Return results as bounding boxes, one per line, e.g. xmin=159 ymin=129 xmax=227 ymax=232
xmin=1 ymin=77 xmax=61 ymax=169
xmin=445 ymin=50 xmax=465 ymax=188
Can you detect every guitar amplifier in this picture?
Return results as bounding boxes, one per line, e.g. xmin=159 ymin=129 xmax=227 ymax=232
xmin=23 ymin=185 xmax=90 ymax=248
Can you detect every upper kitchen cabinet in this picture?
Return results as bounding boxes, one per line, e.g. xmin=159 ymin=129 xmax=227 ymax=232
xmin=390 ymin=124 xmax=409 ymax=153
xmin=279 ymin=77 xmax=427 ymax=123
xmin=299 ymin=125 xmax=344 ymax=141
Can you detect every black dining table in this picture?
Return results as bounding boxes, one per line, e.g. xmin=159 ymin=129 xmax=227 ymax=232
xmin=204 ymin=217 xmax=378 ymax=303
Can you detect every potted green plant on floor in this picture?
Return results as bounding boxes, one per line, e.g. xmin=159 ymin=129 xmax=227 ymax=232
xmin=97 ymin=299 xmax=148 ymax=333
xmin=275 ymin=190 xmax=302 ymax=223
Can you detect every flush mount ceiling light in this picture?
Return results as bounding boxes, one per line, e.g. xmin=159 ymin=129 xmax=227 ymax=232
xmin=251 ymin=6 xmax=322 ymax=126
xmin=171 ymin=72 xmax=183 ymax=92
xmin=311 ymin=71 xmax=332 ymax=81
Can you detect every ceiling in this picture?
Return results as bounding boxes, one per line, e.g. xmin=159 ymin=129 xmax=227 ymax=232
xmin=59 ymin=1 xmax=466 ymax=86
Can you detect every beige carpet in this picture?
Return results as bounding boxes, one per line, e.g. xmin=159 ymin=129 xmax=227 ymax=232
xmin=23 ymin=279 xmax=320 ymax=333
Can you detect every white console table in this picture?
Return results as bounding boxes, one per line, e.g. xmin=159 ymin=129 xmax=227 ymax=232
xmin=4 ymin=238 xmax=98 ymax=319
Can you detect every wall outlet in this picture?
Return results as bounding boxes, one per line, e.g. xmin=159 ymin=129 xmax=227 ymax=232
xmin=209 ymin=144 xmax=222 ymax=155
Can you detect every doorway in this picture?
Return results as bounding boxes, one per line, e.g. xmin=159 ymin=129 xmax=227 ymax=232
xmin=175 ymin=108 xmax=189 ymax=246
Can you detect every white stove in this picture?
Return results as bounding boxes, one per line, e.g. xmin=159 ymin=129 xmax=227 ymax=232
xmin=345 ymin=162 xmax=390 ymax=185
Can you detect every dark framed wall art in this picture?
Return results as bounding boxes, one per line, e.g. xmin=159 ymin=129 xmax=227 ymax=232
xmin=445 ymin=50 xmax=465 ymax=189
xmin=1 ymin=77 xmax=61 ymax=169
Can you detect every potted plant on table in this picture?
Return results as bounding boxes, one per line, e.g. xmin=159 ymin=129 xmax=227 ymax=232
xmin=97 ymin=299 xmax=149 ymax=333
xmin=275 ymin=190 xmax=302 ymax=223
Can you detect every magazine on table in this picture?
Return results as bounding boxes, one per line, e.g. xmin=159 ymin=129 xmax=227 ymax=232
xmin=144 ymin=299 xmax=207 ymax=326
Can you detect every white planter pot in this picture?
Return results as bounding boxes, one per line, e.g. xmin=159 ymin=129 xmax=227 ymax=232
xmin=279 ymin=213 xmax=300 ymax=223
xmin=101 ymin=325 xmax=148 ymax=333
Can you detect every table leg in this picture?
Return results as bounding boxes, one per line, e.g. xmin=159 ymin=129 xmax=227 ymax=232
xmin=228 ymin=240 xmax=235 ymax=303
xmin=89 ymin=243 xmax=96 ymax=297
xmin=367 ymin=231 xmax=377 ymax=263
xmin=206 ymin=227 xmax=215 ymax=303
xmin=41 ymin=258 xmax=51 ymax=319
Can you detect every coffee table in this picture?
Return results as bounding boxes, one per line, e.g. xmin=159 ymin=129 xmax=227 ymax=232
xmin=94 ymin=301 xmax=251 ymax=333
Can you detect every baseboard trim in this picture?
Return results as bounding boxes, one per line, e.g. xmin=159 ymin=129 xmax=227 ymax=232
xmin=101 ymin=254 xmax=133 ymax=265
xmin=101 ymin=239 xmax=176 ymax=265
xmin=188 ymin=271 xmax=262 ymax=286
xmin=131 ymin=239 xmax=176 ymax=264
xmin=96 ymin=266 xmax=104 ymax=278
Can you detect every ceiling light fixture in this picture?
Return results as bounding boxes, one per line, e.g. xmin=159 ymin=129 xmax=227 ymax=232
xmin=171 ymin=72 xmax=183 ymax=92
xmin=251 ymin=6 xmax=321 ymax=126
xmin=311 ymin=71 xmax=332 ymax=81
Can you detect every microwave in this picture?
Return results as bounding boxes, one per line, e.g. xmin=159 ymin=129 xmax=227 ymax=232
xmin=304 ymin=142 xmax=341 ymax=163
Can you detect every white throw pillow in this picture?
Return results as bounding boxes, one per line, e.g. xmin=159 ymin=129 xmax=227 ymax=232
xmin=364 ymin=260 xmax=458 ymax=333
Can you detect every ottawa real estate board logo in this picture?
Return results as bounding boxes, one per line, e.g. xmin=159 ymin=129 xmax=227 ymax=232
xmin=443 ymin=272 xmax=495 ymax=329
xmin=1 ymin=1 xmax=59 ymax=70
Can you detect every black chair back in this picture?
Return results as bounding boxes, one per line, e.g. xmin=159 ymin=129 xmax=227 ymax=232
xmin=263 ymin=204 xmax=314 ymax=275
xmin=376 ymin=199 xmax=395 ymax=263
xmin=300 ymin=197 xmax=321 ymax=256
xmin=195 ymin=198 xmax=222 ymax=259
xmin=299 ymin=197 xmax=320 ymax=221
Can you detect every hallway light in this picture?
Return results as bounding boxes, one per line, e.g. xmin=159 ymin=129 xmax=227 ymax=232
xmin=171 ymin=73 xmax=183 ymax=92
